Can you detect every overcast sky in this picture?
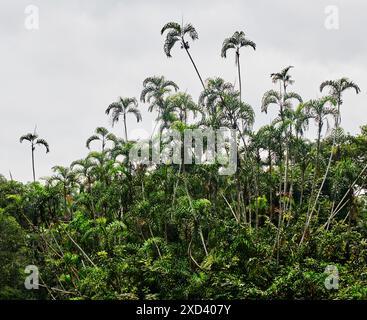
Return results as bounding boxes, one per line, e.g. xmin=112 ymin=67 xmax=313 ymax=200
xmin=0 ymin=0 xmax=366 ymax=182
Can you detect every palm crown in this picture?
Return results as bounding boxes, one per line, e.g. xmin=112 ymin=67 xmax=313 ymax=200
xmin=320 ymin=77 xmax=361 ymax=126
xmin=140 ymin=76 xmax=179 ymax=112
xmin=105 ymin=97 xmax=142 ymax=141
xmin=221 ymin=31 xmax=256 ymax=61
xmin=161 ymin=22 xmax=198 ymax=57
xmin=221 ymin=31 xmax=256 ymax=102
xmin=20 ymin=132 xmax=49 ymax=182
xmin=86 ymin=127 xmax=117 ymax=152
xmin=271 ymin=66 xmax=294 ymax=94
xmin=161 ymin=21 xmax=205 ymax=88
xmin=320 ymin=77 xmax=361 ymax=105
xmin=20 ymin=133 xmax=50 ymax=153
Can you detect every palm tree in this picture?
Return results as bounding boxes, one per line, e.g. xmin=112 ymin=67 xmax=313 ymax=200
xmin=221 ymin=31 xmax=256 ymax=101
xmin=161 ymin=21 xmax=205 ymax=89
xmin=320 ymin=77 xmax=360 ymax=126
xmin=141 ymin=76 xmax=179 ymax=136
xmin=86 ymin=127 xmax=117 ymax=152
xmin=302 ymin=96 xmax=338 ymax=175
xmin=261 ymin=90 xmax=302 ymax=119
xmin=156 ymin=99 xmax=179 ymax=133
xmin=70 ymin=158 xmax=95 ymax=191
xmin=105 ymin=97 xmax=142 ymax=142
xmin=20 ymin=132 xmax=50 ymax=182
xmin=167 ymin=92 xmax=200 ymax=124
xmin=87 ymin=151 xmax=115 ymax=185
xmin=291 ymin=104 xmax=311 ymax=139
xmin=262 ymin=88 xmax=302 ymax=214
xmin=220 ymin=92 xmax=255 ymax=131
xmin=49 ymin=165 xmax=78 ymax=216
xmin=199 ymin=78 xmax=235 ymax=129
xmin=299 ymin=97 xmax=338 ymax=245
xmin=271 ymin=65 xmax=294 ymax=96
xmin=140 ymin=76 xmax=179 ymax=113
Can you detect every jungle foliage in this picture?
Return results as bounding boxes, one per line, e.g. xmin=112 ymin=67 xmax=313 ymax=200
xmin=1 ymin=22 xmax=366 ymax=300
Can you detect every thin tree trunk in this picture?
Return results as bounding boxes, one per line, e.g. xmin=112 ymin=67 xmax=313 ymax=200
xmin=124 ymin=113 xmax=128 ymax=142
xmin=63 ymin=186 xmax=68 ymax=217
xmin=31 ymin=144 xmax=36 ymax=182
xmin=315 ymin=123 xmax=322 ymax=177
xmin=237 ymin=51 xmax=242 ymax=102
xmin=184 ymin=47 xmax=205 ymax=90
xmin=300 ymin=123 xmax=324 ymax=245
xmin=268 ymin=149 xmax=273 ymax=219
xmin=300 ymin=167 xmax=305 ymax=206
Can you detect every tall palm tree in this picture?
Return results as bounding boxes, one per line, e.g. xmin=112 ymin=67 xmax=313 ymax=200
xmin=303 ymin=96 xmax=338 ymax=175
xmin=161 ymin=21 xmax=205 ymax=89
xmin=271 ymin=65 xmax=294 ymax=96
xmin=221 ymin=31 xmax=256 ymax=101
xmin=299 ymin=97 xmax=338 ymax=245
xmin=262 ymin=87 xmax=302 ymax=214
xmin=105 ymin=97 xmax=142 ymax=142
xmin=140 ymin=76 xmax=179 ymax=113
xmin=20 ymin=132 xmax=50 ymax=182
xmin=320 ymin=77 xmax=360 ymax=126
xmin=86 ymin=127 xmax=117 ymax=152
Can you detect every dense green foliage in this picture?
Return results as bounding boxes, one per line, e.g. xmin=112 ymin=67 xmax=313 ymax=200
xmin=1 ymin=22 xmax=367 ymax=300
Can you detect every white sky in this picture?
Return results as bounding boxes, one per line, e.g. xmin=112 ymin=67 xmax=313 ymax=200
xmin=0 ymin=0 xmax=366 ymax=182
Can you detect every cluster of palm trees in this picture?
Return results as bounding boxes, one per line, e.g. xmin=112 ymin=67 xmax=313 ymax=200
xmin=18 ymin=21 xmax=361 ymax=232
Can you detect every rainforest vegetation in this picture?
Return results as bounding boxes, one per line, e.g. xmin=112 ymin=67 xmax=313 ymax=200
xmin=1 ymin=22 xmax=367 ymax=300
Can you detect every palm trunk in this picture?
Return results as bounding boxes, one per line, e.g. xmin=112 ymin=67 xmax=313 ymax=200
xmin=198 ymin=225 xmax=208 ymax=256
xmin=315 ymin=123 xmax=322 ymax=177
xmin=63 ymin=185 xmax=67 ymax=216
xmin=283 ymin=143 xmax=289 ymax=212
xmin=300 ymin=122 xmax=323 ymax=245
xmin=31 ymin=143 xmax=36 ymax=183
xmin=184 ymin=46 xmax=205 ymax=90
xmin=300 ymin=166 xmax=305 ymax=206
xmin=237 ymin=51 xmax=242 ymax=102
xmin=268 ymin=149 xmax=273 ymax=219
xmin=123 ymin=113 xmax=128 ymax=142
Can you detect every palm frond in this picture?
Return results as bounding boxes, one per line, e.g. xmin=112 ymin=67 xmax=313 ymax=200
xmin=240 ymin=39 xmax=256 ymax=50
xmin=285 ymin=92 xmax=303 ymax=103
xmin=163 ymin=34 xmax=180 ymax=57
xmin=105 ymin=102 xmax=121 ymax=115
xmin=86 ymin=135 xmax=100 ymax=149
xmin=161 ymin=22 xmax=181 ymax=35
xmin=128 ymin=107 xmax=142 ymax=122
xmin=221 ymin=39 xmax=236 ymax=58
xmin=20 ymin=133 xmax=37 ymax=143
xmin=320 ymin=80 xmax=337 ymax=93
xmin=183 ymin=23 xmax=198 ymax=40
xmin=36 ymin=139 xmax=50 ymax=153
